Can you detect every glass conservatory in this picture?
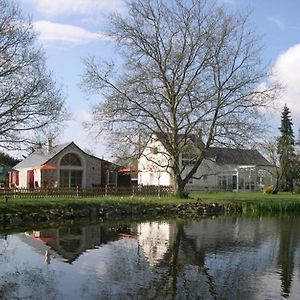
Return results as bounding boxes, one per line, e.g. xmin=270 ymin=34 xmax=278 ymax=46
xmin=217 ymin=166 xmax=274 ymax=191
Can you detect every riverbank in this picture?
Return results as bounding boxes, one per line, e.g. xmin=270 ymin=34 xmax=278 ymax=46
xmin=1 ymin=192 xmax=300 ymax=228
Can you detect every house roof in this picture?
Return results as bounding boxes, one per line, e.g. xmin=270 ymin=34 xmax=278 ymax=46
xmin=152 ymin=133 xmax=272 ymax=167
xmin=14 ymin=141 xmax=123 ymax=170
xmin=14 ymin=142 xmax=73 ymax=169
xmin=207 ymin=147 xmax=273 ymax=166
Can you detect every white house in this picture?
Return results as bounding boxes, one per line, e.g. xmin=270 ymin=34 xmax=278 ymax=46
xmin=138 ymin=135 xmax=275 ymax=191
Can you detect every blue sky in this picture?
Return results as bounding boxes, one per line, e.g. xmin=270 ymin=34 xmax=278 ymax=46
xmin=15 ymin=0 xmax=300 ymax=157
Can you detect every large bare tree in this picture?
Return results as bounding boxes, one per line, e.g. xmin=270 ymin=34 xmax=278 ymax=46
xmin=82 ymin=0 xmax=277 ymax=192
xmin=0 ymin=0 xmax=67 ymax=150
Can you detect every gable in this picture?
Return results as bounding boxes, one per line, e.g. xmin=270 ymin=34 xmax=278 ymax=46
xmin=14 ymin=141 xmax=122 ymax=171
xmin=14 ymin=142 xmax=72 ymax=169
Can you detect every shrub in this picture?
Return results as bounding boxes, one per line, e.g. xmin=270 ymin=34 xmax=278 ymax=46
xmin=294 ymin=187 xmax=300 ymax=194
xmin=263 ymin=186 xmax=274 ymax=194
xmin=176 ymin=190 xmax=190 ymax=199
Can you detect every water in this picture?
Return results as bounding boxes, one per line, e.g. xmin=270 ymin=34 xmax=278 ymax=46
xmin=0 ymin=215 xmax=300 ymax=299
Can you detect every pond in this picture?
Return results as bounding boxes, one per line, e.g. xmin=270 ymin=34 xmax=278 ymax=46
xmin=0 ymin=215 xmax=300 ymax=299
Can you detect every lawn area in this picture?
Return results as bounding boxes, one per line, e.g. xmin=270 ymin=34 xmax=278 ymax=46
xmin=0 ymin=191 xmax=300 ymax=210
xmin=1 ymin=191 xmax=300 ymax=217
xmin=191 ymin=191 xmax=300 ymax=214
xmin=191 ymin=191 xmax=300 ymax=203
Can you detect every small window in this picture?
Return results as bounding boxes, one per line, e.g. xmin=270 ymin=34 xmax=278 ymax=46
xmin=152 ymin=147 xmax=158 ymax=154
xmin=203 ymin=175 xmax=208 ymax=181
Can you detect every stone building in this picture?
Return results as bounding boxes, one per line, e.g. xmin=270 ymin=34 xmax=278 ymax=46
xmin=10 ymin=140 xmax=130 ymax=189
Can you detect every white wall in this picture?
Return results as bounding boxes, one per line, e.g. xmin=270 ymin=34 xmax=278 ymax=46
xmin=18 ymin=168 xmax=30 ymax=188
xmin=138 ymin=137 xmax=173 ymax=186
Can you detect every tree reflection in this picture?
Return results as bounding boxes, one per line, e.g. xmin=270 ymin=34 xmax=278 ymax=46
xmin=277 ymin=217 xmax=297 ymax=298
xmin=0 ymin=266 xmax=62 ymax=299
xmin=163 ymin=221 xmax=218 ymax=299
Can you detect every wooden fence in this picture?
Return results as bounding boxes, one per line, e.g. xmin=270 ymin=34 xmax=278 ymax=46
xmin=0 ymin=185 xmax=174 ymax=198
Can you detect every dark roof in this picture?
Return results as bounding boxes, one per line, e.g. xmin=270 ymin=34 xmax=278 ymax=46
xmin=152 ymin=133 xmax=272 ymax=167
xmin=207 ymin=147 xmax=272 ymax=166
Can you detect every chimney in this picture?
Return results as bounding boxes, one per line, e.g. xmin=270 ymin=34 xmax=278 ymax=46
xmin=47 ymin=138 xmax=53 ymax=152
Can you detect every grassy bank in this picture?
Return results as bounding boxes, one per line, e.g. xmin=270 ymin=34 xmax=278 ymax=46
xmin=192 ymin=191 xmax=300 ymax=214
xmin=0 ymin=192 xmax=300 ymax=227
xmin=1 ymin=191 xmax=300 ymax=212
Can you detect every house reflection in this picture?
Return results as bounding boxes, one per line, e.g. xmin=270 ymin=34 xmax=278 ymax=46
xmin=20 ymin=224 xmax=132 ymax=263
xmin=19 ymin=222 xmax=176 ymax=265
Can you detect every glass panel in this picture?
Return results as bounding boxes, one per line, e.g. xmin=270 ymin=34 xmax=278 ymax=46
xmin=232 ymin=175 xmax=237 ymax=190
xmin=70 ymin=171 xmax=82 ymax=188
xmin=60 ymin=153 xmax=81 ymax=166
xmin=108 ymin=172 xmax=116 ymax=186
xmin=60 ymin=170 xmax=69 ymax=188
xmin=60 ymin=170 xmax=82 ymax=188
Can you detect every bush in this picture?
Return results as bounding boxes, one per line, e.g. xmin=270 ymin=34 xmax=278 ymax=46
xmin=176 ymin=190 xmax=190 ymax=199
xmin=294 ymin=187 xmax=300 ymax=194
xmin=263 ymin=186 xmax=274 ymax=194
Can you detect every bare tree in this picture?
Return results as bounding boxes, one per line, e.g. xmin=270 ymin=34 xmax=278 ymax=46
xmin=81 ymin=0 xmax=278 ymax=192
xmin=0 ymin=0 xmax=67 ymax=150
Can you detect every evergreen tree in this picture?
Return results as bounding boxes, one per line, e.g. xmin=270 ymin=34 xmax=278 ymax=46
xmin=0 ymin=152 xmax=20 ymax=167
xmin=277 ymin=105 xmax=296 ymax=191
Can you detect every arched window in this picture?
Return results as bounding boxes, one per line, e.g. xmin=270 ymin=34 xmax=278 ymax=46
xmin=60 ymin=153 xmax=81 ymax=166
xmin=59 ymin=153 xmax=83 ymax=188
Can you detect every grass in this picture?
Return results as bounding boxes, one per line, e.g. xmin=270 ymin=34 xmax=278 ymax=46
xmin=191 ymin=191 xmax=300 ymax=202
xmin=0 ymin=194 xmax=190 ymax=216
xmin=1 ymin=191 xmax=300 ymax=216
xmin=191 ymin=191 xmax=300 ymax=214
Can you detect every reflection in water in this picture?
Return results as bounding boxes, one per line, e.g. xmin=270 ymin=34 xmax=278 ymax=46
xmin=1 ymin=216 xmax=300 ymax=299
xmin=21 ymin=225 xmax=129 ymax=263
xmin=277 ymin=217 xmax=296 ymax=298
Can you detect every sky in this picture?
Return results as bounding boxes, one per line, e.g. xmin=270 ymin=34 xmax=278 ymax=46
xmin=13 ymin=0 xmax=300 ymax=158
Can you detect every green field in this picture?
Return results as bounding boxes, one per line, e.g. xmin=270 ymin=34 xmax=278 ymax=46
xmin=1 ymin=191 xmax=300 ymax=215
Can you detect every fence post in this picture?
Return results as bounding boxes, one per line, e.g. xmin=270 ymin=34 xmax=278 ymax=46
xmin=132 ymin=185 xmax=135 ymax=196
xmin=105 ymin=185 xmax=108 ymax=196
xmin=158 ymin=185 xmax=161 ymax=198
xmin=76 ymin=186 xmax=79 ymax=198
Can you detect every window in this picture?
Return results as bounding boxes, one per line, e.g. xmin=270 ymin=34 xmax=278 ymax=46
xmin=107 ymin=171 xmax=116 ymax=186
xmin=60 ymin=153 xmax=83 ymax=188
xmin=60 ymin=170 xmax=82 ymax=188
xmin=182 ymin=153 xmax=195 ymax=166
xmin=152 ymin=147 xmax=158 ymax=154
xmin=60 ymin=153 xmax=81 ymax=166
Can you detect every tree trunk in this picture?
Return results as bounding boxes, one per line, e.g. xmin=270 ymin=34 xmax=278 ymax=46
xmin=173 ymin=174 xmax=186 ymax=195
xmin=272 ymin=173 xmax=281 ymax=194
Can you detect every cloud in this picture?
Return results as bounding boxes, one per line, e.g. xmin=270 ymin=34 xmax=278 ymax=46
xmin=24 ymin=0 xmax=125 ymax=16
xmin=272 ymin=44 xmax=300 ymax=124
xmin=33 ymin=21 xmax=109 ymax=44
xmin=267 ymin=16 xmax=285 ymax=30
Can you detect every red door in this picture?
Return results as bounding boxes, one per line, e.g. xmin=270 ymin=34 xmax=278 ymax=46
xmin=27 ymin=170 xmax=34 ymax=189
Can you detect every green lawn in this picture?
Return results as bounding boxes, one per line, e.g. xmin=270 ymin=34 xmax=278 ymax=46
xmin=1 ymin=191 xmax=300 ymax=215
xmin=191 ymin=191 xmax=300 ymax=214
xmin=191 ymin=191 xmax=300 ymax=203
